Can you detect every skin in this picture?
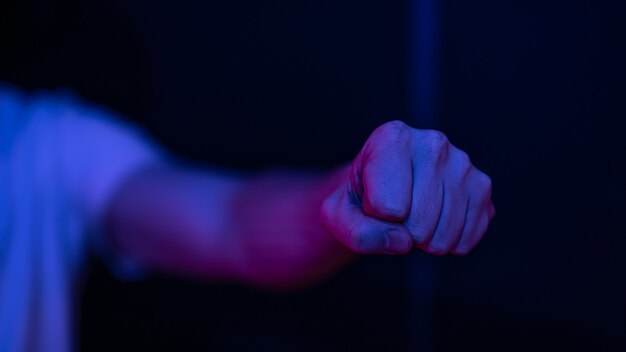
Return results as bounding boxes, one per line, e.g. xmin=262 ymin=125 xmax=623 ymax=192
xmin=105 ymin=120 xmax=495 ymax=291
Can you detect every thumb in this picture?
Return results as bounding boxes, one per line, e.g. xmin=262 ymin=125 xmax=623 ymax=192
xmin=321 ymin=180 xmax=413 ymax=255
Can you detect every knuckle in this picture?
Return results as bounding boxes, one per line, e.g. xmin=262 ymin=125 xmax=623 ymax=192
xmin=457 ymin=149 xmax=471 ymax=167
xmin=454 ymin=149 xmax=473 ymax=177
xmin=422 ymin=130 xmax=449 ymax=159
xmin=427 ymin=129 xmax=449 ymax=147
xmin=381 ymin=120 xmax=409 ymax=133
xmin=376 ymin=120 xmax=411 ymax=146
xmin=478 ymin=171 xmax=493 ymax=191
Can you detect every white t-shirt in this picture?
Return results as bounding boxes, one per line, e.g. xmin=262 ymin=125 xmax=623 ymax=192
xmin=0 ymin=85 xmax=163 ymax=351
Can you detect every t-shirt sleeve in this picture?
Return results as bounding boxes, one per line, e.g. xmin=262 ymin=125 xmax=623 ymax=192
xmin=50 ymin=91 xmax=167 ymax=279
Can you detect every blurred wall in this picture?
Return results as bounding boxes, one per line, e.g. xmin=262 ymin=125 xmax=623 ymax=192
xmin=1 ymin=0 xmax=624 ymax=351
xmin=435 ymin=1 xmax=626 ymax=350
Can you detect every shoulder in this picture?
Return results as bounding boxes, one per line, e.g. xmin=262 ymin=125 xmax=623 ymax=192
xmin=1 ymin=83 xmax=167 ymax=224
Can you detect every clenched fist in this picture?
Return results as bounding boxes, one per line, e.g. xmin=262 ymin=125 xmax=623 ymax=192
xmin=321 ymin=121 xmax=495 ymax=256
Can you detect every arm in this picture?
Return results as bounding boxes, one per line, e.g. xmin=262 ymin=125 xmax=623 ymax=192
xmin=104 ymin=162 xmax=356 ymax=290
xmin=105 ymin=121 xmax=495 ymax=290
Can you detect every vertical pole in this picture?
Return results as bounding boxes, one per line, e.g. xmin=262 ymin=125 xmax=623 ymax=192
xmin=406 ymin=0 xmax=441 ymax=351
xmin=408 ymin=0 xmax=441 ymax=126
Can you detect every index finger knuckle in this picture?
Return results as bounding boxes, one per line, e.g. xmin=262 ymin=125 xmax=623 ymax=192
xmin=374 ymin=120 xmax=412 ymax=147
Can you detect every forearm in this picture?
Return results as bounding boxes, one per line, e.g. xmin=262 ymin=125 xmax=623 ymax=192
xmin=227 ymin=164 xmax=356 ymax=290
xmin=106 ymin=161 xmax=356 ymax=289
xmin=105 ymin=162 xmax=247 ymax=281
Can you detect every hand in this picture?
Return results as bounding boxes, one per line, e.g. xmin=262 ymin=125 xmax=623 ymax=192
xmin=321 ymin=121 xmax=495 ymax=256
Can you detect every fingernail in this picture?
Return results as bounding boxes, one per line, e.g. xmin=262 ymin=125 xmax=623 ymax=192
xmin=384 ymin=230 xmax=410 ymax=254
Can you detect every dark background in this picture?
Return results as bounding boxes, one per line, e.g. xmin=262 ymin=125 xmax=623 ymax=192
xmin=1 ymin=0 xmax=624 ymax=351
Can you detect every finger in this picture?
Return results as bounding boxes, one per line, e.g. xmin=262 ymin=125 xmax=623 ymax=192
xmin=423 ymin=146 xmax=473 ymax=254
xmin=452 ymin=211 xmax=490 ymax=255
xmin=450 ymin=196 xmax=478 ymax=255
xmin=403 ymin=164 xmax=444 ymax=246
xmin=403 ymin=129 xmax=452 ymax=246
xmin=360 ymin=121 xmax=413 ymax=222
xmin=425 ymin=188 xmax=468 ymax=255
xmin=451 ymin=170 xmax=494 ymax=255
xmin=451 ymin=185 xmax=492 ymax=255
xmin=321 ymin=184 xmax=413 ymax=255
